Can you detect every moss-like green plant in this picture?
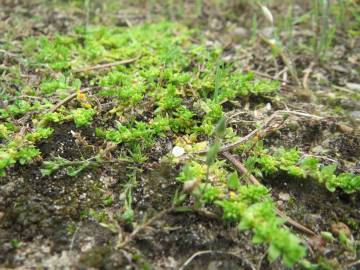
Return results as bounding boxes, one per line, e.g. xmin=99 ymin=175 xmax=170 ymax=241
xmin=245 ymin=144 xmax=360 ymax=193
xmin=71 ymin=108 xmax=95 ymax=127
xmin=178 ymin=159 xmax=307 ymax=267
xmin=40 ymin=156 xmax=93 ymax=177
xmin=0 ymin=142 xmax=40 ymax=176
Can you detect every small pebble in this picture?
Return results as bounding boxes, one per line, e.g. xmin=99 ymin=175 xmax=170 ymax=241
xmin=278 ymin=192 xmax=290 ymax=201
xmin=336 ymin=124 xmax=353 ymax=134
xmin=172 ymin=146 xmax=185 ymax=157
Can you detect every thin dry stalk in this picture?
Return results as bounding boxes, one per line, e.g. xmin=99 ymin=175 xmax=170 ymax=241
xmin=73 ymin=57 xmax=138 ymax=73
xmin=116 ymin=207 xmax=173 ymax=249
xmin=195 ymin=109 xmax=322 ymax=155
xmin=302 ymin=62 xmax=315 ymax=91
xmin=179 ymin=250 xmax=255 ymax=270
xmin=49 ymin=87 xmax=96 ymax=113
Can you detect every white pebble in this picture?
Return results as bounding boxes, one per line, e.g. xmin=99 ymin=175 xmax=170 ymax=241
xmin=171 ymin=146 xmax=185 ymax=157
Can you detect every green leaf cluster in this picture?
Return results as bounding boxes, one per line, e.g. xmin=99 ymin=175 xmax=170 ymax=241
xmin=217 ymin=179 xmax=306 ymax=267
xmin=0 ymin=141 xmax=40 ymax=176
xmin=177 ymin=160 xmax=306 ymax=267
xmin=246 ymin=145 xmax=360 ymax=193
xmin=15 ymin=22 xmax=281 ymax=163
xmin=71 ymin=108 xmax=95 ymax=127
xmin=41 ymin=156 xmax=91 ymax=177
xmin=0 ymin=127 xmax=53 ymax=176
xmin=0 ymin=100 xmax=41 ymax=119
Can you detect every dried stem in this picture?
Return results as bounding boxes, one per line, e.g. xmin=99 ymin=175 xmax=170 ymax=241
xmin=49 ymin=87 xmax=96 ymax=113
xmin=302 ymin=62 xmax=315 ymax=91
xmin=179 ymin=250 xmax=255 ymax=270
xmin=116 ymin=207 xmax=174 ymax=249
xmin=73 ymin=57 xmax=138 ymax=73
xmin=195 ymin=109 xmax=323 ymax=155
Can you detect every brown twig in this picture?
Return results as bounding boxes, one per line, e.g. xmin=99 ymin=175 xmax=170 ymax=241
xmin=245 ymin=69 xmax=290 ymax=84
xmin=73 ymin=57 xmax=138 ymax=73
xmin=116 ymin=206 xmax=220 ymax=250
xmin=194 ymin=111 xmax=278 ymax=155
xmin=274 ymin=208 xmax=316 ymax=236
xmin=49 ymin=87 xmax=95 ymax=113
xmin=195 ymin=109 xmax=322 ymax=155
xmin=0 ymin=49 xmax=19 ymax=58
xmin=222 ymin=151 xmax=316 ymax=237
xmin=222 ymin=151 xmax=260 ymax=185
xmin=274 ymin=67 xmax=288 ymax=80
xmin=332 ymin=84 xmax=356 ymax=94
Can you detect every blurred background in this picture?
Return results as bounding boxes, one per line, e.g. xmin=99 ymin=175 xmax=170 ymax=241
xmin=1 ymin=1 xmax=359 ymax=119
xmin=1 ymin=0 xmax=359 ymax=78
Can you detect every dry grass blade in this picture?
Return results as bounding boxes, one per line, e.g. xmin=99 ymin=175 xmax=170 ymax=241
xmin=116 ymin=207 xmax=174 ymax=249
xmin=302 ymin=62 xmax=315 ymax=91
xmin=73 ymin=57 xmax=139 ymax=73
xmin=179 ymin=250 xmax=256 ymax=270
xmin=260 ymin=35 xmax=301 ymax=86
xmin=243 ymin=68 xmax=290 ymax=84
xmin=195 ymin=109 xmax=322 ymax=155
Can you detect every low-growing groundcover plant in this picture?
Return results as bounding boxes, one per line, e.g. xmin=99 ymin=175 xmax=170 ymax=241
xmin=245 ymin=143 xmax=360 ymax=194
xmin=176 ymin=120 xmax=308 ymax=267
xmin=1 ymin=20 xmax=359 ymax=269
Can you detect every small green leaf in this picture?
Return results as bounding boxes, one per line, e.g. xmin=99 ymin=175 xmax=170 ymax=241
xmin=227 ymin=171 xmax=240 ymax=190
xmin=320 ymin=231 xmax=335 ymax=242
xmin=40 ymin=168 xmax=52 ymax=177
xmin=122 ymin=208 xmax=134 ymax=223
xmin=214 ymin=117 xmax=226 ymax=138
xmin=206 ymin=143 xmax=220 ymax=166
xmin=268 ymin=244 xmax=281 ymax=262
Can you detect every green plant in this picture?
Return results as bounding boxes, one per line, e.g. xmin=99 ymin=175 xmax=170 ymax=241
xmin=26 ymin=127 xmax=54 ymax=142
xmin=71 ymin=108 xmax=95 ymax=127
xmin=83 ymin=208 xmax=109 ymax=223
xmin=176 ymin=118 xmax=306 ymax=267
xmin=178 ymin=159 xmax=307 ymax=267
xmin=102 ymin=195 xmax=114 ymax=206
xmin=128 ymin=144 xmax=148 ymax=163
xmin=0 ymin=139 xmax=42 ymax=177
xmin=40 ymin=156 xmax=93 ymax=177
xmin=312 ymin=0 xmax=334 ymax=60
xmin=120 ymin=173 xmax=138 ymax=224
xmin=0 ymin=124 xmax=11 ymax=139
xmin=245 ymin=144 xmax=360 ymax=193
xmin=238 ymin=200 xmax=306 ymax=267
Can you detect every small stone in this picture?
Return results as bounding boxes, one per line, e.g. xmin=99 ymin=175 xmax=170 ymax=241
xmin=278 ymin=192 xmax=290 ymax=201
xmin=349 ymin=111 xmax=360 ymax=124
xmin=233 ymin=27 xmax=248 ymax=38
xmin=346 ymin=82 xmax=360 ymax=92
xmin=276 ymin=200 xmax=284 ymax=210
xmin=336 ymin=124 xmax=353 ymax=134
xmin=182 ymin=180 xmax=200 ymax=193
xmin=172 ymin=146 xmax=185 ymax=157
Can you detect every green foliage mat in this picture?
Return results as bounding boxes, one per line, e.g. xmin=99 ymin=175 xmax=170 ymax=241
xmin=1 ymin=22 xmax=358 ymax=268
